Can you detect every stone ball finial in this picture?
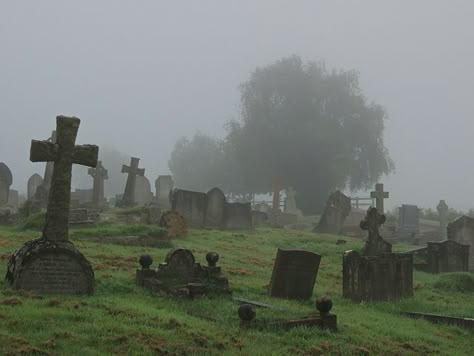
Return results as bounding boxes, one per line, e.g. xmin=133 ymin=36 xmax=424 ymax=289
xmin=238 ymin=304 xmax=256 ymax=321
xmin=316 ymin=296 xmax=333 ymax=316
xmin=139 ymin=255 xmax=153 ymax=270
xmin=206 ymin=252 xmax=219 ymax=267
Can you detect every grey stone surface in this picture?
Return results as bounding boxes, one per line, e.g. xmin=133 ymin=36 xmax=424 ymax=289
xmin=205 ymin=187 xmax=226 ymax=228
xmin=361 ymin=207 xmax=392 ymax=256
xmin=224 ymin=202 xmax=252 ymax=229
xmin=7 ymin=189 xmax=19 ymax=208
xmin=117 ymin=157 xmax=144 ymax=207
xmin=134 ymin=175 xmax=153 ymax=206
xmin=398 ymin=204 xmax=420 ymax=237
xmin=284 ymin=187 xmax=298 ymax=214
xmin=409 ymin=239 xmax=469 ymax=273
xmin=314 ymin=191 xmax=351 ymax=234
xmin=33 ymin=130 xmax=56 ymax=206
xmin=27 ymin=173 xmax=43 ymax=200
xmin=0 ymin=162 xmax=13 ymax=205
xmin=437 ymin=200 xmax=449 ymax=239
xmin=171 ymin=189 xmax=208 ymax=227
xmin=447 ymin=215 xmax=474 ymax=270
xmin=155 ymin=175 xmax=174 ymax=209
xmin=269 ymin=248 xmax=321 ymax=300
xmin=88 ymin=160 xmax=108 ymax=207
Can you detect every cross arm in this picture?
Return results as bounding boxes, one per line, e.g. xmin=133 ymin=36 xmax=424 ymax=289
xmin=121 ymin=165 xmax=130 ymax=174
xmin=72 ymin=145 xmax=99 ymax=167
xmin=30 ymin=140 xmax=59 ymax=162
xmin=137 ymin=168 xmax=145 ymax=176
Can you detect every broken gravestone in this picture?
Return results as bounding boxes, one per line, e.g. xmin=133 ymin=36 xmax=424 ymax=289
xmin=314 ymin=191 xmax=351 ymax=234
xmin=5 ymin=116 xmax=97 ymax=295
xmin=268 ymin=248 xmax=321 ymax=300
xmin=116 ymin=157 xmax=144 ymax=208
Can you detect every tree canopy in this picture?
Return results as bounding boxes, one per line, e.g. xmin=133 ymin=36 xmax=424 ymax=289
xmin=169 ymin=55 xmax=394 ymax=212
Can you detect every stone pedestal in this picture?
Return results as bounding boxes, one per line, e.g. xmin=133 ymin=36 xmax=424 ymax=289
xmin=6 ymin=237 xmax=94 ymax=295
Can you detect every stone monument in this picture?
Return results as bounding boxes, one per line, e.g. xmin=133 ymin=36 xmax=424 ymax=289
xmin=88 ymin=160 xmax=108 ymax=208
xmin=27 ymin=173 xmax=44 ymax=200
xmin=33 ymin=130 xmax=57 ymax=206
xmin=5 ymin=116 xmax=97 ymax=295
xmin=117 ymin=157 xmax=144 ymax=207
xmin=447 ymin=215 xmax=474 ymax=271
xmin=437 ymin=200 xmax=449 ymax=239
xmin=370 ymin=183 xmax=389 ymax=214
xmin=314 ymin=191 xmax=351 ymax=234
xmin=398 ymin=204 xmax=420 ymax=238
xmin=155 ymin=175 xmax=174 ymax=209
xmin=0 ymin=162 xmax=13 ymax=206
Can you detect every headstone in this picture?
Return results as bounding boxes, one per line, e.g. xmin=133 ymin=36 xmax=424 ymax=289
xmin=27 ymin=173 xmax=43 ymax=200
xmin=135 ymin=175 xmax=153 ymax=206
xmin=360 ymin=207 xmax=392 ymax=256
xmin=0 ymin=162 xmax=13 ymax=205
xmin=437 ymin=200 xmax=449 ymax=239
xmin=409 ymin=240 xmax=469 ymax=273
xmin=398 ymin=204 xmax=419 ymax=238
xmin=224 ymin=202 xmax=253 ymax=229
xmin=370 ymin=183 xmax=389 ymax=215
xmin=314 ymin=191 xmax=351 ymax=234
xmin=269 ymin=248 xmax=321 ymax=300
xmin=447 ymin=215 xmax=474 ymax=270
xmin=285 ymin=187 xmax=298 ymax=214
xmin=5 ymin=116 xmax=97 ymax=295
xmin=171 ymin=189 xmax=207 ymax=227
xmin=88 ymin=160 xmax=108 ymax=207
xmin=252 ymin=211 xmax=269 ymax=225
xmin=155 ymin=175 xmax=174 ymax=209
xmin=7 ymin=189 xmax=19 ymax=208
xmin=117 ymin=157 xmax=144 ymax=207
xmin=205 ymin=187 xmax=226 ymax=228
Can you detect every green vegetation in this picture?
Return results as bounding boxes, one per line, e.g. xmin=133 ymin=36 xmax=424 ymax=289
xmin=0 ymin=224 xmax=472 ymax=355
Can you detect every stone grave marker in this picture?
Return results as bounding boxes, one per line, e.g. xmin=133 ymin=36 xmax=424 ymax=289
xmin=284 ymin=187 xmax=298 ymax=214
xmin=224 ymin=202 xmax=253 ymax=229
xmin=88 ymin=160 xmax=108 ymax=207
xmin=314 ymin=191 xmax=351 ymax=234
xmin=0 ymin=162 xmax=13 ymax=206
xmin=135 ymin=175 xmax=153 ymax=206
xmin=5 ymin=116 xmax=97 ymax=295
xmin=361 ymin=207 xmax=392 ymax=256
xmin=447 ymin=215 xmax=474 ymax=270
xmin=409 ymin=240 xmax=469 ymax=273
xmin=155 ymin=175 xmax=174 ymax=209
xmin=437 ymin=200 xmax=449 ymax=239
xmin=268 ymin=248 xmax=321 ymax=300
xmin=7 ymin=189 xmax=19 ymax=208
xmin=117 ymin=157 xmax=144 ymax=207
xmin=205 ymin=187 xmax=226 ymax=228
xmin=370 ymin=183 xmax=389 ymax=214
xmin=171 ymin=189 xmax=208 ymax=227
xmin=398 ymin=204 xmax=420 ymax=238
xmin=70 ymin=188 xmax=93 ymax=205
xmin=27 ymin=173 xmax=43 ymax=200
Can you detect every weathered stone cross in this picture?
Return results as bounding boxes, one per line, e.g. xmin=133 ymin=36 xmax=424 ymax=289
xmin=360 ymin=206 xmax=391 ymax=256
xmin=88 ymin=160 xmax=108 ymax=207
xmin=370 ymin=183 xmax=389 ymax=214
xmin=120 ymin=157 xmax=145 ymax=207
xmin=30 ymin=116 xmax=98 ymax=241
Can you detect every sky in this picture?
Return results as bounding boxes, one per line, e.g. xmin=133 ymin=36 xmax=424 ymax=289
xmin=1 ymin=1 xmax=473 ymax=211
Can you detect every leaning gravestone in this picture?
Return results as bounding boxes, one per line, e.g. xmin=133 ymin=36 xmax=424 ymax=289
xmin=398 ymin=204 xmax=419 ymax=238
xmin=117 ymin=157 xmax=144 ymax=207
xmin=155 ymin=175 xmax=174 ymax=209
xmin=269 ymin=248 xmax=321 ymax=300
xmin=447 ymin=215 xmax=474 ymax=271
xmin=0 ymin=162 xmax=13 ymax=206
xmin=5 ymin=116 xmax=97 ymax=295
xmin=135 ymin=175 xmax=153 ymax=206
xmin=27 ymin=173 xmax=44 ymax=200
xmin=224 ymin=202 xmax=253 ymax=229
xmin=314 ymin=191 xmax=351 ymax=234
xmin=88 ymin=160 xmax=108 ymax=208
xmin=205 ymin=187 xmax=226 ymax=228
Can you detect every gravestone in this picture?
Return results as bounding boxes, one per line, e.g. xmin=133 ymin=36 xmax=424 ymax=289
xmin=0 ymin=162 xmax=13 ymax=205
xmin=88 ymin=160 xmax=108 ymax=207
xmin=314 ymin=191 xmax=351 ymax=234
xmin=370 ymin=183 xmax=389 ymax=214
xmin=33 ymin=131 xmax=56 ymax=205
xmin=269 ymin=249 xmax=321 ymax=300
xmin=447 ymin=215 xmax=474 ymax=270
xmin=398 ymin=204 xmax=419 ymax=238
xmin=224 ymin=202 xmax=253 ymax=229
xmin=155 ymin=175 xmax=174 ymax=209
xmin=437 ymin=200 xmax=449 ymax=239
xmin=117 ymin=157 xmax=144 ymax=207
xmin=205 ymin=187 xmax=226 ymax=228
xmin=409 ymin=240 xmax=469 ymax=273
xmin=7 ymin=189 xmax=19 ymax=208
xmin=252 ymin=211 xmax=269 ymax=225
xmin=135 ymin=175 xmax=153 ymax=206
xmin=70 ymin=189 xmax=93 ymax=205
xmin=361 ymin=207 xmax=392 ymax=256
xmin=27 ymin=173 xmax=43 ymax=200
xmin=5 ymin=116 xmax=97 ymax=295
xmin=285 ymin=187 xmax=298 ymax=214
xmin=171 ymin=189 xmax=207 ymax=227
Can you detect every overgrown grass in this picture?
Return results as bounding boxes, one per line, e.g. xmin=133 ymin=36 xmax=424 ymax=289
xmin=0 ymin=224 xmax=472 ymax=355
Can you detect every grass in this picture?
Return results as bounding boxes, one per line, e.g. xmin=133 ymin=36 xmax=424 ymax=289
xmin=0 ymin=222 xmax=473 ymax=355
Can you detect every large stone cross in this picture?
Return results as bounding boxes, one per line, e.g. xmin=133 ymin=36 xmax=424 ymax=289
xmin=437 ymin=200 xmax=449 ymax=239
xmin=360 ymin=207 xmax=391 ymax=256
xmin=30 ymin=116 xmax=98 ymax=241
xmin=370 ymin=183 xmax=389 ymax=214
xmin=120 ymin=157 xmax=145 ymax=207
xmin=88 ymin=160 xmax=108 ymax=207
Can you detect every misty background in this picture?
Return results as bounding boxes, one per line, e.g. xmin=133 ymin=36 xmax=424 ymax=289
xmin=1 ymin=1 xmax=473 ymax=211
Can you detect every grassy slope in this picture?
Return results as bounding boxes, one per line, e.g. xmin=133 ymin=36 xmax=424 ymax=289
xmin=0 ymin=224 xmax=472 ymax=355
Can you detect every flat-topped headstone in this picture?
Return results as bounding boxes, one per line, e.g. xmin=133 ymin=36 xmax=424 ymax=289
xmin=88 ymin=160 xmax=108 ymax=207
xmin=224 ymin=202 xmax=253 ymax=229
xmin=361 ymin=207 xmax=392 ymax=256
xmin=155 ymin=175 xmax=174 ymax=209
xmin=398 ymin=204 xmax=419 ymax=238
xmin=117 ymin=157 xmax=144 ymax=207
xmin=0 ymin=162 xmax=13 ymax=205
xmin=410 ymin=240 xmax=469 ymax=273
xmin=370 ymin=183 xmax=389 ymax=215
xmin=6 ymin=116 xmax=98 ymax=295
xmin=269 ymin=248 xmax=321 ymax=300
xmin=437 ymin=200 xmax=449 ymax=239
xmin=171 ymin=189 xmax=208 ymax=227
xmin=27 ymin=173 xmax=43 ymax=200
xmin=205 ymin=187 xmax=226 ymax=228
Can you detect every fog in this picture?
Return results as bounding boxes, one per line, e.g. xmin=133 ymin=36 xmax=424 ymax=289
xmin=1 ymin=1 xmax=473 ymax=211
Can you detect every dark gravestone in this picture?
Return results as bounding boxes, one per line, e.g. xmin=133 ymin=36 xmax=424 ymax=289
xmin=88 ymin=160 xmax=108 ymax=208
xmin=171 ymin=189 xmax=207 ymax=227
xmin=224 ymin=202 xmax=253 ymax=229
xmin=314 ymin=191 xmax=351 ymax=234
xmin=410 ymin=240 xmax=470 ymax=273
xmin=27 ymin=173 xmax=44 ymax=200
xmin=447 ymin=215 xmax=474 ymax=271
xmin=0 ymin=162 xmax=13 ymax=205
xmin=6 ymin=116 xmax=97 ymax=295
xmin=398 ymin=204 xmax=419 ymax=238
xmin=205 ymin=187 xmax=226 ymax=228
xmin=269 ymin=248 xmax=321 ymax=300
xmin=361 ymin=207 xmax=392 ymax=256
xmin=117 ymin=157 xmax=145 ymax=207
